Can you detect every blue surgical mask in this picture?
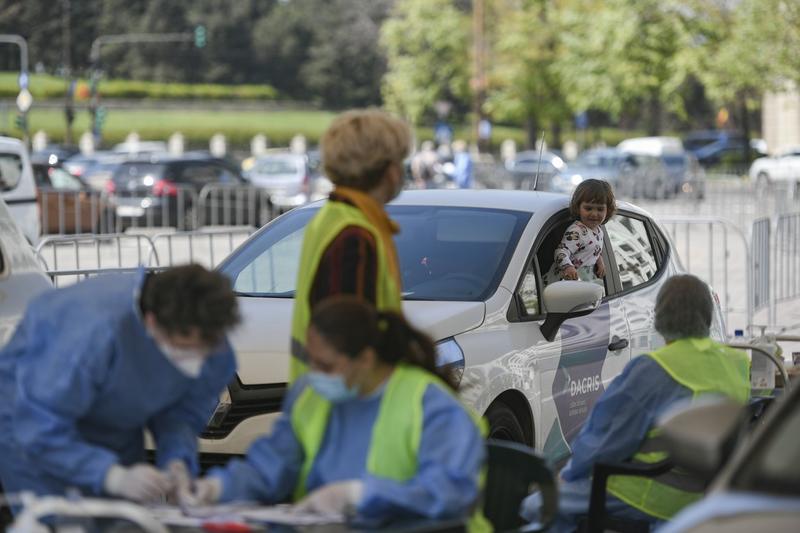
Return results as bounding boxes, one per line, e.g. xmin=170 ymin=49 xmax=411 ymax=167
xmin=308 ymin=371 xmax=359 ymax=402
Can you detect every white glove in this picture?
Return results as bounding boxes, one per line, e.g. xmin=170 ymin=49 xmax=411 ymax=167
xmin=294 ymin=480 xmax=364 ymax=515
xmin=104 ymin=464 xmax=172 ymax=503
xmin=178 ymin=476 xmax=223 ymax=507
xmin=166 ymin=460 xmax=192 ymax=504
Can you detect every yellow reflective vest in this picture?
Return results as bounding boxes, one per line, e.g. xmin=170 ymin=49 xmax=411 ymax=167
xmin=607 ymin=337 xmax=750 ymax=520
xmin=290 ymin=364 xmax=492 ymax=532
xmin=290 ymin=200 xmax=402 ymax=381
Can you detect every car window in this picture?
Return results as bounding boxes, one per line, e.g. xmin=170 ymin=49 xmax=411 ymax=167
xmin=518 ymin=262 xmax=539 ymax=315
xmin=112 ymin=163 xmax=166 ymax=186
xmin=221 ymin=205 xmax=530 ymax=301
xmin=180 ymin=164 xmax=223 ymax=185
xmin=0 ymin=153 xmax=23 ymax=192
xmin=605 ymin=215 xmax=658 ymax=291
xmin=48 ymin=169 xmax=83 ymax=191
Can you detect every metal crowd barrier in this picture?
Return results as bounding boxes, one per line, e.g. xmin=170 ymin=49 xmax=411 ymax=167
xmin=39 ymin=188 xmax=112 ymax=235
xmin=772 ymin=213 xmax=800 ymax=315
xmin=197 ymin=184 xmax=274 ymax=228
xmin=147 ymin=226 xmax=255 ymax=269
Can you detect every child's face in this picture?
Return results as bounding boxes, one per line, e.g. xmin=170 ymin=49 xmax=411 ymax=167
xmin=579 ymin=201 xmax=607 ymax=229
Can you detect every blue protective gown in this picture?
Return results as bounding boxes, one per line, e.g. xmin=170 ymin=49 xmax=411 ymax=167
xmin=0 ymin=270 xmax=237 ymax=498
xmin=521 ymin=355 xmax=693 ymax=531
xmin=212 ymin=375 xmax=485 ymax=522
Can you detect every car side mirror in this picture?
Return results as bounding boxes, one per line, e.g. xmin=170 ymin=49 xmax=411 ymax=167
xmin=540 ymin=281 xmax=603 ymax=341
xmin=657 ymin=398 xmax=745 ymax=480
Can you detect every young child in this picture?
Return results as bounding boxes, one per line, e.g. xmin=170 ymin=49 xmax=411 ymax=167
xmin=548 ymin=179 xmax=616 ymax=285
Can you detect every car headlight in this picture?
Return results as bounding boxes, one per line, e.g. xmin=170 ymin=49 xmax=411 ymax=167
xmin=436 ymin=338 xmax=465 ymax=386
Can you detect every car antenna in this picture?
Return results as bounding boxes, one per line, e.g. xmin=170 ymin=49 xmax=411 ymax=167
xmin=531 ymin=130 xmax=546 ymax=191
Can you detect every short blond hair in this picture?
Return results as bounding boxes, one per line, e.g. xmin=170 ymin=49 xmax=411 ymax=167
xmin=321 ymin=109 xmax=411 ymax=191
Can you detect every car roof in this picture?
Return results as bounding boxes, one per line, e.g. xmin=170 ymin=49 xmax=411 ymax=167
xmin=118 ymin=152 xmax=227 ymax=165
xmin=0 ymin=136 xmax=25 ymax=152
xmin=617 ymin=136 xmax=684 ymax=156
xmin=298 ymin=189 xmax=649 ymax=218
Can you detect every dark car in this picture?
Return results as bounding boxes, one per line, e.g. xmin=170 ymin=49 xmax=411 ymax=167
xmin=109 ymin=154 xmax=260 ymax=231
xmin=683 ymin=130 xmax=767 ymax=168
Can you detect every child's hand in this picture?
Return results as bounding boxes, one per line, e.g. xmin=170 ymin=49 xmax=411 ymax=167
xmin=562 ymin=266 xmax=578 ymax=280
xmin=595 ymin=258 xmax=605 ymax=278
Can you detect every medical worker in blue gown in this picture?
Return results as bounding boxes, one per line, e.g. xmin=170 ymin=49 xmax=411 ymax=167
xmin=0 ymin=264 xmax=240 ymax=504
xmin=182 ymin=297 xmax=489 ymax=528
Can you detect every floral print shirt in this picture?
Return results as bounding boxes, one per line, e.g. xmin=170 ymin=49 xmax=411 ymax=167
xmin=554 ymin=220 xmax=604 ymax=274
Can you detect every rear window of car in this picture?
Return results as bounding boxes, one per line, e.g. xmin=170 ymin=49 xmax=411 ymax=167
xmin=222 ymin=204 xmax=530 ymax=302
xmin=112 ymin=163 xmax=167 ymax=185
xmin=0 ymin=153 xmax=23 ymax=192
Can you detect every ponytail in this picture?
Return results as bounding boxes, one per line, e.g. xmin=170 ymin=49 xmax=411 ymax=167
xmin=309 ymin=297 xmax=458 ymax=390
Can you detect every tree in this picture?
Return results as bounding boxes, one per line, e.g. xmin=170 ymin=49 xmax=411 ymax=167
xmin=484 ymin=0 xmax=573 ymax=147
xmin=556 ymin=0 xmax=700 ymax=135
xmin=381 ymin=0 xmax=471 ymax=125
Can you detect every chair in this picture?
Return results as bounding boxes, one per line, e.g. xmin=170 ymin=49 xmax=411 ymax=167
xmin=484 ymin=439 xmax=557 ymax=532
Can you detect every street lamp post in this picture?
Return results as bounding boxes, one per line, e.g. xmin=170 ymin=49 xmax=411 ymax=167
xmin=0 ymin=34 xmax=31 ymax=143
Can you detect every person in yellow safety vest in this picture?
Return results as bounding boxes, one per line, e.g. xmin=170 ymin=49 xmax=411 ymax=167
xmin=521 ymin=274 xmax=750 ymax=531
xmin=290 ymin=109 xmax=410 ymax=382
xmin=180 ymin=297 xmax=491 ymax=531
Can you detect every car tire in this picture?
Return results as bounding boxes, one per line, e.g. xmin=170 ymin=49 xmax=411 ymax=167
xmin=485 ymin=401 xmax=527 ymax=444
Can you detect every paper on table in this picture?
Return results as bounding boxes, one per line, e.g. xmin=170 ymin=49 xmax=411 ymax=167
xmin=241 ymin=504 xmax=345 ymax=525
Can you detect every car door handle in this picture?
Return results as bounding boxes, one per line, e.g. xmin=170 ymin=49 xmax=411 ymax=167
xmin=608 ymin=337 xmax=629 ymax=351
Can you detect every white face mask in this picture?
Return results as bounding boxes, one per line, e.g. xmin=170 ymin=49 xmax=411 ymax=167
xmin=156 ymin=341 xmax=207 ymax=378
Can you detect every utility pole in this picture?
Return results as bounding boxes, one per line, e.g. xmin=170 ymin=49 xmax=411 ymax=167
xmin=0 ymin=34 xmax=31 ymax=144
xmin=471 ymin=0 xmax=485 ymax=149
xmin=62 ymin=0 xmax=75 ymax=145
xmin=88 ymin=29 xmax=205 ymax=144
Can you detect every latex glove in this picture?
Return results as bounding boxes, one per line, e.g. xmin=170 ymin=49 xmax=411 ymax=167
xmin=178 ymin=476 xmax=222 ymax=507
xmin=166 ymin=460 xmax=192 ymax=504
xmin=104 ymin=464 xmax=171 ymax=503
xmin=294 ymin=480 xmax=364 ymax=515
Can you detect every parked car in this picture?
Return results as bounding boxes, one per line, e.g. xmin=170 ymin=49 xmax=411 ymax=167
xmin=63 ymin=151 xmax=128 ymax=192
xmin=244 ymin=153 xmax=312 ymax=211
xmin=550 ymin=148 xmax=636 ymax=194
xmin=0 ymin=196 xmax=52 ymax=348
xmin=109 ymin=154 xmax=254 ymax=231
xmin=194 ymin=190 xmax=724 ymax=469
xmin=0 ymin=136 xmax=40 ymax=244
xmin=505 ymin=150 xmax=567 ymax=190
xmin=683 ymin=130 xmax=767 ymax=168
xmin=617 ymin=137 xmax=705 ymax=199
xmin=658 ymin=378 xmax=800 ymax=532
xmin=748 ymin=146 xmax=800 ymax=194
xmin=30 ymin=144 xmax=80 ymax=170
xmin=32 ymin=164 xmax=108 ymax=234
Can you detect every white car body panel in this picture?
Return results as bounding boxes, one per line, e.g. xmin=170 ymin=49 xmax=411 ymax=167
xmin=748 ymin=147 xmax=800 ymax=183
xmin=199 ymin=190 xmax=699 ymax=461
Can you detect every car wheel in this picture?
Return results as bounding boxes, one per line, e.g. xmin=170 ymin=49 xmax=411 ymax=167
xmin=485 ymin=401 xmax=527 ymax=444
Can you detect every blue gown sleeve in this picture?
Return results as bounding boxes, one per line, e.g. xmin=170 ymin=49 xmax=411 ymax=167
xmin=211 ymin=379 xmax=308 ymax=503
xmin=562 ymin=356 xmax=689 ymax=481
xmin=148 ymin=342 xmax=237 ymax=475
xmin=357 ymin=385 xmax=485 ymax=521
xmin=12 ymin=313 xmax=119 ymax=495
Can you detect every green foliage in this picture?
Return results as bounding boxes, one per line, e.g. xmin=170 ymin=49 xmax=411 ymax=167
xmin=381 ymin=0 xmax=471 ymax=124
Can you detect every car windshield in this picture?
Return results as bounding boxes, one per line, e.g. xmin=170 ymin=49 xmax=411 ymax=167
xmin=221 ymin=204 xmax=530 ymax=301
xmin=112 ymin=163 xmax=167 ymax=185
xmin=254 ymin=159 xmax=300 ymax=175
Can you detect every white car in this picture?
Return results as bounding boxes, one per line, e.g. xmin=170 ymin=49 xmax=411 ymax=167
xmin=0 ymin=136 xmax=40 ymax=244
xmin=245 ymin=154 xmax=312 ymax=211
xmin=749 ymin=146 xmax=800 ymax=193
xmin=0 ymin=197 xmax=52 ymax=348
xmin=198 ymin=190 xmax=724 ymax=468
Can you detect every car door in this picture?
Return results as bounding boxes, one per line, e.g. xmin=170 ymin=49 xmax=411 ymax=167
xmin=507 ymin=212 xmax=631 ymax=465
xmin=603 ymin=212 xmax=668 ymax=361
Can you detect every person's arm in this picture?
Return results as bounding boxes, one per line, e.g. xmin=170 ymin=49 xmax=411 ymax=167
xmin=12 ymin=316 xmax=118 ymax=495
xmin=357 ymin=386 xmax=485 ymax=521
xmin=309 ymin=226 xmax=378 ymax=308
xmin=562 ymin=356 xmax=688 ymax=481
xmin=554 ymin=225 xmax=582 ymax=278
xmin=210 ymin=380 xmax=308 ymax=503
xmin=148 ymin=343 xmax=237 ymax=474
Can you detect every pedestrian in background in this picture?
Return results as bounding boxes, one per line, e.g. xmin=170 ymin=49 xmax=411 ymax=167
xmin=452 ymin=139 xmax=474 ymax=189
xmin=289 ymin=109 xmax=410 ymax=381
xmin=521 ymin=274 xmax=750 ymax=531
xmin=182 ymin=297 xmax=490 ymax=530
xmin=0 ymin=264 xmax=240 ymax=504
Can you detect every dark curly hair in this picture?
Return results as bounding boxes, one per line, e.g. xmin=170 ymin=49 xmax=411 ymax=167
xmin=140 ymin=264 xmax=240 ymax=346
xmin=569 ymin=179 xmax=616 ymax=223
xmin=309 ymin=296 xmax=458 ymax=390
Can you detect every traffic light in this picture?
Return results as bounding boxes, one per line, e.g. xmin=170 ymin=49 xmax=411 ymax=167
xmin=14 ymin=113 xmax=27 ymax=132
xmin=94 ymin=106 xmax=107 ymax=131
xmin=194 ymin=25 xmax=207 ymax=48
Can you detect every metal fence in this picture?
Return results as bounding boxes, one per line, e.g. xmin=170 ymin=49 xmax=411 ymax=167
xmin=39 ymin=184 xmax=276 ymax=236
xmin=772 ymin=213 xmax=800 ymax=310
xmin=34 ymin=227 xmax=254 ymax=287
